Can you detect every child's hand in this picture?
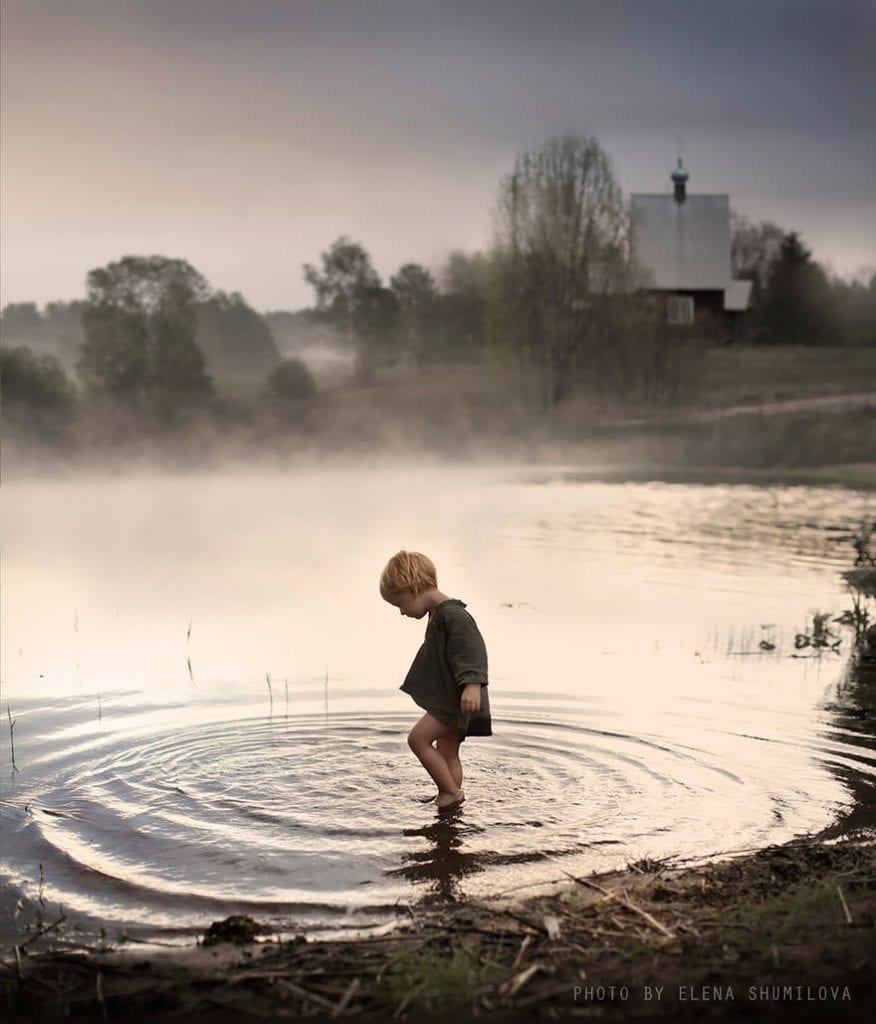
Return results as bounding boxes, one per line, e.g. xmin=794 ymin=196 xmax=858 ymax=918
xmin=460 ymin=682 xmax=482 ymax=715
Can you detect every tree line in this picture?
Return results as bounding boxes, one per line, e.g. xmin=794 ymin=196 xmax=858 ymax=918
xmin=2 ymin=134 xmax=874 ymax=429
xmin=730 ymin=218 xmax=876 ymax=347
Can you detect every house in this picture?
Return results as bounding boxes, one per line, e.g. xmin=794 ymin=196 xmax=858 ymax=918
xmin=631 ymin=160 xmax=751 ymax=341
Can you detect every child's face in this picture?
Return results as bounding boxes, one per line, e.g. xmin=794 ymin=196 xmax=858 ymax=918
xmin=386 ymin=588 xmax=430 ymax=619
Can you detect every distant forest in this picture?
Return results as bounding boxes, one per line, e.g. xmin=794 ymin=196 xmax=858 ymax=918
xmin=2 ymin=135 xmax=874 ymax=461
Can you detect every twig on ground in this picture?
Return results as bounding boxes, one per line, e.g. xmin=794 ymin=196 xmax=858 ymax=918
xmin=392 ymin=981 xmax=423 ymax=1019
xmin=331 ymin=976 xmax=360 ymax=1018
xmin=561 ymin=871 xmax=616 ymax=904
xmin=95 ymin=972 xmax=107 ymax=1021
xmin=503 ymin=963 xmax=541 ymax=998
xmin=562 ymin=870 xmax=674 ymax=939
xmin=616 ymin=890 xmax=675 ymax=939
xmin=513 ymin=980 xmax=577 ymax=1008
xmin=18 ymin=909 xmax=67 ymax=951
xmin=494 ymin=909 xmax=541 ymax=934
xmin=511 ymin=934 xmax=532 ymax=970
xmin=274 ymin=978 xmax=338 ymax=1012
xmin=836 ymin=885 xmax=853 ymax=925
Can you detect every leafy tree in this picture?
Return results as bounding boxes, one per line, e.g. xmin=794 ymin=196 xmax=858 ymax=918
xmin=1 ymin=303 xmax=42 ymax=341
xmin=44 ymin=302 xmax=86 ymax=368
xmin=1 ymin=301 xmax=85 ymax=369
xmin=268 ymin=357 xmax=317 ymax=401
xmin=490 ymin=135 xmax=632 ymax=405
xmin=728 ymin=214 xmax=787 ymax=342
xmin=435 ymin=251 xmax=490 ymax=362
xmin=832 ymin=271 xmax=876 ymax=346
xmin=78 ymin=256 xmax=213 ymax=403
xmin=303 ymin=238 xmax=396 ymax=381
xmin=391 ymin=263 xmax=438 ymax=309
xmin=758 ymin=233 xmax=842 ymax=345
xmin=1 ymin=346 xmax=75 ymax=411
xmin=730 ymin=214 xmax=785 ymax=292
xmin=196 ymin=291 xmax=280 ymax=380
xmin=390 ymin=263 xmax=438 ymax=364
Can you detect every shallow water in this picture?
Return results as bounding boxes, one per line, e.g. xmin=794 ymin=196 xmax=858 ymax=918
xmin=1 ymin=466 xmax=874 ymax=944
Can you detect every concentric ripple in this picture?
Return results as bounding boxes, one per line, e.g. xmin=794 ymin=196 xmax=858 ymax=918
xmin=2 ymin=686 xmax=869 ymax=944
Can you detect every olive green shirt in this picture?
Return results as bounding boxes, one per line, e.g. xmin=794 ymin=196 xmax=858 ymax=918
xmin=400 ymin=599 xmax=491 ymax=740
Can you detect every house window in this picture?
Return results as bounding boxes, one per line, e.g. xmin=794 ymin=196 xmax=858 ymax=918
xmin=667 ymin=295 xmax=695 ymax=325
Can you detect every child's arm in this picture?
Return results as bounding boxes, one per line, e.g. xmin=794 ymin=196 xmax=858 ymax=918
xmin=460 ymin=683 xmax=482 ymax=715
xmin=445 ymin=610 xmax=488 ymax=715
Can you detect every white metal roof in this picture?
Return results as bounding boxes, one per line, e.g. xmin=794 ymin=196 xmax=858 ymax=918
xmin=630 ymin=193 xmax=732 ymax=290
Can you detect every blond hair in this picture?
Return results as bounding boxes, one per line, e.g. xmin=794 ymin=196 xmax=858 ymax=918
xmin=380 ymin=550 xmax=438 ymax=599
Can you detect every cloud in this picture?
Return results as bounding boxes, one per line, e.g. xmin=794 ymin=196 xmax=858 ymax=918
xmin=1 ymin=0 xmax=873 ymax=308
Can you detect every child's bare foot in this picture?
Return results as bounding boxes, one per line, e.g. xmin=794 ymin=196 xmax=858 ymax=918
xmin=435 ymin=789 xmax=465 ymax=810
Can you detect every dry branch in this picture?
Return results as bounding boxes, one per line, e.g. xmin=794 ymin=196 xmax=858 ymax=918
xmin=503 ymin=962 xmax=541 ymax=998
xmin=331 ymin=976 xmax=360 ymax=1018
xmin=274 ymin=977 xmax=338 ymax=1012
xmin=17 ymin=910 xmax=67 ymax=952
xmin=510 ymin=933 xmax=532 ymax=970
xmin=836 ymin=884 xmax=853 ymax=924
xmin=615 ymin=890 xmax=675 ymax=939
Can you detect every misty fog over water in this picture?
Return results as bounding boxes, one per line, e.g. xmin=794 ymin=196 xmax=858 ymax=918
xmin=1 ymin=465 xmax=873 ymax=943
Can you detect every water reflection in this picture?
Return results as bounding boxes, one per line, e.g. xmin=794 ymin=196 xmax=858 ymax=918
xmin=389 ymin=810 xmax=559 ymax=906
xmin=391 ymin=810 xmax=484 ymax=903
xmin=818 ymin=657 xmax=876 ymax=840
xmin=391 ymin=816 xmax=628 ymax=910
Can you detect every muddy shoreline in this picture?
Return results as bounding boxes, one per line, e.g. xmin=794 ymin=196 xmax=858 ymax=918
xmin=3 ymin=835 xmax=873 ymax=1022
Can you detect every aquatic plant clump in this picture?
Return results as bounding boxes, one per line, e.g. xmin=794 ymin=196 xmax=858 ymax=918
xmin=794 ymin=611 xmax=843 ymax=653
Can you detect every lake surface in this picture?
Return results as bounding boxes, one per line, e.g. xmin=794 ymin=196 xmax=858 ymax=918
xmin=1 ymin=466 xmax=874 ymax=945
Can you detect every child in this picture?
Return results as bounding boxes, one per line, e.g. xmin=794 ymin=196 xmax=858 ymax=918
xmin=380 ymin=550 xmax=491 ymax=810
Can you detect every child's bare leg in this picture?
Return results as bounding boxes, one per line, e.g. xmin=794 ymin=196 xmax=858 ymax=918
xmin=436 ymin=733 xmax=463 ymax=790
xmin=407 ymin=714 xmax=462 ymax=798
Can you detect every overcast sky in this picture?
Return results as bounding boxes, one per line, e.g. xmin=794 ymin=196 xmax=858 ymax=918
xmin=2 ymin=0 xmax=874 ymax=312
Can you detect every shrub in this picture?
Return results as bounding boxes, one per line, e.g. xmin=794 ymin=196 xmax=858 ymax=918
xmin=268 ymin=358 xmax=316 ymax=401
xmin=0 ymin=346 xmax=75 ymax=411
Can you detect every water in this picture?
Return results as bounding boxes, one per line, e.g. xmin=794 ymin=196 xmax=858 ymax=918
xmin=1 ymin=466 xmax=874 ymax=945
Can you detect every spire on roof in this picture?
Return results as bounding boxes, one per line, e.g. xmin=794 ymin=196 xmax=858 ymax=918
xmin=671 ymin=158 xmax=689 ymax=203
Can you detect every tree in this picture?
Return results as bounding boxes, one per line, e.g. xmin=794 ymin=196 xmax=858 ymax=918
xmin=828 ymin=270 xmax=876 ymax=347
xmin=78 ymin=256 xmax=213 ymax=404
xmin=1 ymin=303 xmax=42 ymax=342
xmin=196 ymin=291 xmax=281 ymax=380
xmin=490 ymin=135 xmax=632 ymax=405
xmin=728 ymin=213 xmax=786 ymax=342
xmin=730 ymin=214 xmax=785 ymax=292
xmin=435 ymin=251 xmax=491 ymax=361
xmin=303 ymin=237 xmax=396 ymax=381
xmin=758 ymin=233 xmax=842 ymax=345
xmin=268 ymin=357 xmax=317 ymax=401
xmin=390 ymin=263 xmax=438 ymax=364
xmin=43 ymin=302 xmax=86 ymax=368
xmin=1 ymin=301 xmax=85 ymax=369
xmin=1 ymin=346 xmax=75 ymax=412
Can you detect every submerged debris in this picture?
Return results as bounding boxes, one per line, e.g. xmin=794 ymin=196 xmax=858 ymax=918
xmin=202 ymin=914 xmax=274 ymax=946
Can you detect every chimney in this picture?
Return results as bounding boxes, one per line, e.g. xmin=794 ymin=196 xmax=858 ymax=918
xmin=671 ymin=158 xmax=688 ymax=203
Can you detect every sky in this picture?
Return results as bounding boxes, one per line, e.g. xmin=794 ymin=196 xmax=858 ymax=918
xmin=2 ymin=0 xmax=875 ymax=313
